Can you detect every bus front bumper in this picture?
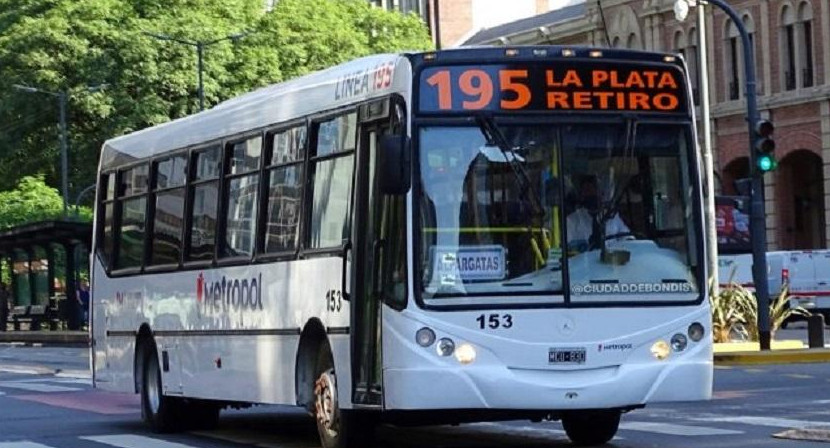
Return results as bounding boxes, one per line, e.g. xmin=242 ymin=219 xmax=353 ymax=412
xmin=383 ymin=347 xmax=712 ymax=410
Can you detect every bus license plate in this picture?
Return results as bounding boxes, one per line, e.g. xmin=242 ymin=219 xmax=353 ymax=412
xmin=549 ymin=348 xmax=586 ymax=364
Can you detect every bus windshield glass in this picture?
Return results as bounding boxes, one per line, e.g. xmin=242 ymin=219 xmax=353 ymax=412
xmin=416 ymin=60 xmax=699 ymax=304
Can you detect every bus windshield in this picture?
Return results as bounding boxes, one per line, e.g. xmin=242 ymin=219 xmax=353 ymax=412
xmin=417 ymin=121 xmax=701 ymax=304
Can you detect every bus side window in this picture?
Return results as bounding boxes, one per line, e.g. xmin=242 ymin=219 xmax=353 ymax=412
xmin=115 ymin=164 xmax=149 ymax=270
xmin=307 ymin=113 xmax=357 ymax=249
xmin=264 ymin=126 xmax=306 ymax=254
xmin=187 ymin=146 xmax=221 ymax=262
xmin=98 ymin=172 xmax=117 ymax=267
xmin=149 ymin=155 xmax=187 ymax=266
xmin=222 ymin=135 xmax=262 ymax=258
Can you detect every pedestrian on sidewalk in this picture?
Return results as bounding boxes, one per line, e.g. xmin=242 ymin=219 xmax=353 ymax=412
xmin=76 ymin=280 xmax=90 ymax=329
xmin=0 ymin=282 xmax=9 ymax=332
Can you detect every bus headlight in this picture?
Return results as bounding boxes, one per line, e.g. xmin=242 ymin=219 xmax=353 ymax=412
xmin=688 ymin=322 xmax=705 ymax=342
xmin=416 ymin=327 xmax=436 ymax=347
xmin=454 ymin=343 xmax=476 ymax=364
xmin=651 ymin=340 xmax=670 ymax=360
xmin=671 ymin=333 xmax=688 ymax=352
xmin=436 ymin=338 xmax=455 ymax=357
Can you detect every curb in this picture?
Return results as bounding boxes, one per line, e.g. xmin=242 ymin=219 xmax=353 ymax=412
xmin=0 ymin=331 xmax=88 ymax=347
xmin=0 ymin=364 xmax=91 ymax=379
xmin=714 ymin=348 xmax=830 ymax=365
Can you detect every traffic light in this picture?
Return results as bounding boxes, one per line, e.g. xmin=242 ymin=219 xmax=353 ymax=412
xmin=754 ymin=119 xmax=776 ymax=173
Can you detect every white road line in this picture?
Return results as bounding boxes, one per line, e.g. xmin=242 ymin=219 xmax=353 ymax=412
xmin=81 ymin=435 xmax=200 ymax=448
xmin=55 ymin=371 xmax=92 ymax=380
xmin=0 ymin=367 xmax=42 ymax=375
xmin=0 ymin=442 xmax=56 ymax=448
xmin=13 ymin=377 xmax=90 ymax=385
xmin=690 ymin=416 xmax=830 ymax=429
xmin=472 ymin=422 xmax=568 ymax=436
xmin=620 ymin=421 xmax=743 ymax=436
xmin=0 ymin=382 xmax=81 ymax=393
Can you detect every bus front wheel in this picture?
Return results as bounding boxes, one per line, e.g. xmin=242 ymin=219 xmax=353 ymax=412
xmin=313 ymin=343 xmax=374 ymax=448
xmin=140 ymin=343 xmax=182 ymax=433
xmin=561 ymin=409 xmax=621 ymax=446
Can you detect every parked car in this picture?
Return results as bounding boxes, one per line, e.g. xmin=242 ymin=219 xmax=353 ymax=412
xmin=718 ymin=250 xmax=830 ymax=320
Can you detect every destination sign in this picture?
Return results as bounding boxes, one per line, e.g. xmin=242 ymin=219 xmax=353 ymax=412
xmin=419 ymin=62 xmax=687 ymax=114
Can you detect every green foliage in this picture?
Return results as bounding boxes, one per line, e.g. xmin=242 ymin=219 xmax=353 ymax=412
xmin=710 ymin=272 xmax=810 ymax=343
xmin=0 ymin=0 xmax=432 ymax=201
xmin=0 ymin=175 xmax=92 ymax=228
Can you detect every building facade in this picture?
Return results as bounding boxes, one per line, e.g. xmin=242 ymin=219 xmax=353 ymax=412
xmin=464 ymin=0 xmax=830 ymax=251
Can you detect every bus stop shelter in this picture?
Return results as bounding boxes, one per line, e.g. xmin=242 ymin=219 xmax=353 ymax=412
xmin=0 ymin=220 xmax=91 ymax=331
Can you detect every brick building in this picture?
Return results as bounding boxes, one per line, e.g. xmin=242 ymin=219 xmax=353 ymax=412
xmin=462 ymin=0 xmax=830 ymax=251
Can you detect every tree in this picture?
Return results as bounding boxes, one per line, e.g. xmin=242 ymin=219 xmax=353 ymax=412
xmin=0 ymin=0 xmax=433 ymax=210
xmin=0 ymin=175 xmax=92 ymax=228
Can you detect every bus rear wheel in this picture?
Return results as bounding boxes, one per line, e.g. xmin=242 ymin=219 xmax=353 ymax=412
xmin=140 ymin=343 xmax=184 ymax=433
xmin=313 ymin=344 xmax=375 ymax=448
xmin=561 ymin=409 xmax=621 ymax=446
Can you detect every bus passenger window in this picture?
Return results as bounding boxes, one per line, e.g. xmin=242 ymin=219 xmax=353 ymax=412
xmin=98 ymin=173 xmax=116 ymax=267
xmin=265 ymin=126 xmax=306 ymax=253
xmin=116 ymin=164 xmax=149 ymax=270
xmin=187 ymin=146 xmax=221 ymax=262
xmin=150 ymin=155 xmax=187 ymax=266
xmin=222 ymin=136 xmax=262 ymax=258
xmin=308 ymin=113 xmax=356 ymax=249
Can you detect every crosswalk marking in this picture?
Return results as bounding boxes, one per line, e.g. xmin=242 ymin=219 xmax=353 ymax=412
xmin=474 ymin=422 xmax=568 ymax=436
xmin=0 ymin=367 xmax=41 ymax=375
xmin=194 ymin=429 xmax=320 ymax=448
xmin=81 ymin=435 xmax=198 ymax=448
xmin=0 ymin=382 xmax=81 ymax=393
xmin=12 ymin=377 xmax=90 ymax=386
xmin=0 ymin=442 xmax=54 ymax=448
xmin=620 ymin=421 xmax=743 ymax=436
xmin=690 ymin=415 xmax=829 ymax=429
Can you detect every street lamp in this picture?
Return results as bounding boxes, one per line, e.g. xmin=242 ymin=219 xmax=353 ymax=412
xmin=144 ymin=31 xmax=250 ymax=111
xmin=11 ymin=83 xmax=107 ymax=218
xmin=674 ymin=0 xmax=773 ymax=350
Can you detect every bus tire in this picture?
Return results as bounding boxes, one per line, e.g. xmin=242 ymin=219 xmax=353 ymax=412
xmin=140 ymin=343 xmax=182 ymax=433
xmin=561 ymin=409 xmax=620 ymax=446
xmin=313 ymin=343 xmax=375 ymax=448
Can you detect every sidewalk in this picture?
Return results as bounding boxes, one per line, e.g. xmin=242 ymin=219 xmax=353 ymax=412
xmin=0 ymin=330 xmax=88 ymax=346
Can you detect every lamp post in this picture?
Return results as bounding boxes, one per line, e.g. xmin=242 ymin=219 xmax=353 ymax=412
xmin=144 ymin=31 xmax=249 ymax=111
xmin=674 ymin=0 xmax=772 ymax=350
xmin=12 ymin=84 xmax=107 ymax=218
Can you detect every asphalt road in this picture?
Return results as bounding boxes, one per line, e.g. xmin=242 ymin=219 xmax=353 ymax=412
xmin=0 ymin=343 xmax=829 ymax=448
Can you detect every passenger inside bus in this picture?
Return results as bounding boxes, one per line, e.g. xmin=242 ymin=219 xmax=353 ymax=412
xmin=566 ymin=175 xmax=630 ymax=253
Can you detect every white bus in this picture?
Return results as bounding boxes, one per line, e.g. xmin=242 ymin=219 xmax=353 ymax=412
xmin=91 ymin=47 xmax=711 ymax=447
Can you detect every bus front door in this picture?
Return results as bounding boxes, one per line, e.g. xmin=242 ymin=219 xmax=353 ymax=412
xmin=349 ymin=116 xmax=393 ymax=407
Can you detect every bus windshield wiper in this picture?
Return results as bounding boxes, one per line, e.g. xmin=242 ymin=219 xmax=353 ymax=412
xmin=597 ymin=117 xmax=638 ymax=264
xmin=474 ymin=114 xmax=544 ymax=220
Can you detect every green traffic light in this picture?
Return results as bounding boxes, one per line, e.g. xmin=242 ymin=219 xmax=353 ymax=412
xmin=758 ymin=155 xmax=777 ymax=172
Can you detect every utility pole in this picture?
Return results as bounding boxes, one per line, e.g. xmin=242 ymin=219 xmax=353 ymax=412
xmin=697 ymin=4 xmax=718 ymax=298
xmin=13 ymin=84 xmax=105 ymax=218
xmin=144 ymin=31 xmax=250 ymax=111
xmin=58 ymin=91 xmax=69 ymax=217
xmin=675 ymin=0 xmax=771 ymax=349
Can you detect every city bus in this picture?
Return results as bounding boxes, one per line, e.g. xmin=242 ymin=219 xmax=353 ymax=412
xmin=91 ymin=46 xmax=711 ymax=447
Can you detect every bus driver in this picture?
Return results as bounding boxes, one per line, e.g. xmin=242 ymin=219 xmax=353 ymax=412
xmin=566 ymin=175 xmax=630 ymax=252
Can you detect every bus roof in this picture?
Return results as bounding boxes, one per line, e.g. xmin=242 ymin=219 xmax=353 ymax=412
xmin=100 ymin=52 xmax=410 ymax=170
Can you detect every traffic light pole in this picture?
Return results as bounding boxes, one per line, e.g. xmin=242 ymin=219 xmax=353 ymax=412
xmin=705 ymin=0 xmax=771 ymax=350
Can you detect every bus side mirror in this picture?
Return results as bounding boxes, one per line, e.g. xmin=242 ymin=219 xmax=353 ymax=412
xmin=380 ymin=134 xmax=411 ymax=195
